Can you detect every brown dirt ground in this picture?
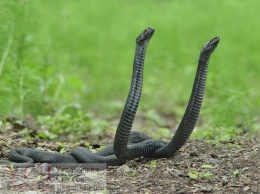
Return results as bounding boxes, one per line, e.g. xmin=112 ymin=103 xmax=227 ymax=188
xmin=0 ymin=117 xmax=259 ymax=194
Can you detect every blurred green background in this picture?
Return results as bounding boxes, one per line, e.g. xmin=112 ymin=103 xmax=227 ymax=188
xmin=0 ymin=0 xmax=259 ymax=136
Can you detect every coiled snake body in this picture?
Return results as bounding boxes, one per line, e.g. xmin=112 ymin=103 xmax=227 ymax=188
xmin=0 ymin=28 xmax=219 ymax=167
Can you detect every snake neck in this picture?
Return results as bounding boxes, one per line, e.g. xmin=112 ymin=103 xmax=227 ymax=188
xmin=153 ymin=61 xmax=208 ymax=157
xmin=152 ymin=37 xmax=219 ymax=158
xmin=113 ymin=42 xmax=149 ymax=160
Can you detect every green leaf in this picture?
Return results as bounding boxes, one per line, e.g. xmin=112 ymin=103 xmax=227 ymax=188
xmin=37 ymin=131 xmax=57 ymax=140
xmin=128 ymin=172 xmax=138 ymax=177
xmin=203 ymin=172 xmax=212 ymax=179
xmin=48 ymin=133 xmax=58 ymax=140
xmin=84 ymin=141 xmax=91 ymax=147
xmin=37 ymin=132 xmax=47 ymax=139
xmin=215 ymin=142 xmax=221 ymax=148
xmin=233 ymin=169 xmax=239 ymax=176
xmin=201 ymin=164 xmax=213 ymax=169
xmin=96 ymin=145 xmax=106 ymax=151
xmin=188 ymin=171 xmax=199 ymax=179
xmin=59 ymin=148 xmax=66 ymax=154
xmin=150 ymin=160 xmax=157 ymax=168
xmin=220 ymin=134 xmax=231 ymax=142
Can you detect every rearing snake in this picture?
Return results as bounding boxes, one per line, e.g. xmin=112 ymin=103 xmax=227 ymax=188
xmin=0 ymin=27 xmax=219 ymax=168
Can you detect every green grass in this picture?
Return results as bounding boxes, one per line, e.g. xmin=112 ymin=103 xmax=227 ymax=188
xmin=0 ymin=0 xmax=259 ymax=136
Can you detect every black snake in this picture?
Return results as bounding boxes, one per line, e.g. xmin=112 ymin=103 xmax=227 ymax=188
xmin=114 ymin=35 xmax=219 ymax=160
xmin=1 ymin=27 xmax=164 ymax=167
xmin=0 ymin=28 xmax=219 ymax=168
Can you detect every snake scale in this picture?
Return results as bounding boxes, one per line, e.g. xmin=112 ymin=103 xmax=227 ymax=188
xmin=0 ymin=27 xmax=219 ymax=168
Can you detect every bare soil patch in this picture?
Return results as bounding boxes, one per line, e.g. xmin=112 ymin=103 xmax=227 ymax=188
xmin=0 ymin=118 xmax=259 ymax=193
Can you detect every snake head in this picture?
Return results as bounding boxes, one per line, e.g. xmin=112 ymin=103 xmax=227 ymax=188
xmin=136 ymin=27 xmax=155 ymax=45
xmin=200 ymin=37 xmax=220 ymax=56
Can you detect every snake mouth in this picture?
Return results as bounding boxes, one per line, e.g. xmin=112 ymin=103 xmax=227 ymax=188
xmin=208 ymin=37 xmax=220 ymax=47
xmin=136 ymin=27 xmax=155 ymax=44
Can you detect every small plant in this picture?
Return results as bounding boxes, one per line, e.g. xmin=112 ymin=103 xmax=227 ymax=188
xmin=203 ymin=172 xmax=213 ymax=179
xmin=96 ymin=145 xmax=106 ymax=151
xmin=188 ymin=170 xmax=199 ymax=179
xmin=84 ymin=142 xmax=92 ymax=149
xmin=55 ymin=142 xmax=67 ymax=148
xmin=233 ymin=169 xmax=239 ymax=177
xmin=37 ymin=131 xmax=57 ymax=140
xmin=35 ymin=111 xmax=108 ymax=140
xmin=149 ymin=160 xmax=157 ymax=168
xmin=201 ymin=164 xmax=213 ymax=169
xmin=59 ymin=148 xmax=66 ymax=154
xmin=220 ymin=134 xmax=231 ymax=142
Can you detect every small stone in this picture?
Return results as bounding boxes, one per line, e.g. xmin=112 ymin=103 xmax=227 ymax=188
xmin=201 ymin=186 xmax=213 ymax=192
xmin=243 ymin=186 xmax=250 ymax=191
xmin=117 ymin=164 xmax=131 ymax=173
xmin=221 ymin=176 xmax=229 ymax=186
xmin=10 ymin=180 xmax=24 ymax=186
xmin=24 ymin=191 xmax=38 ymax=194
xmin=208 ymin=158 xmax=222 ymax=164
